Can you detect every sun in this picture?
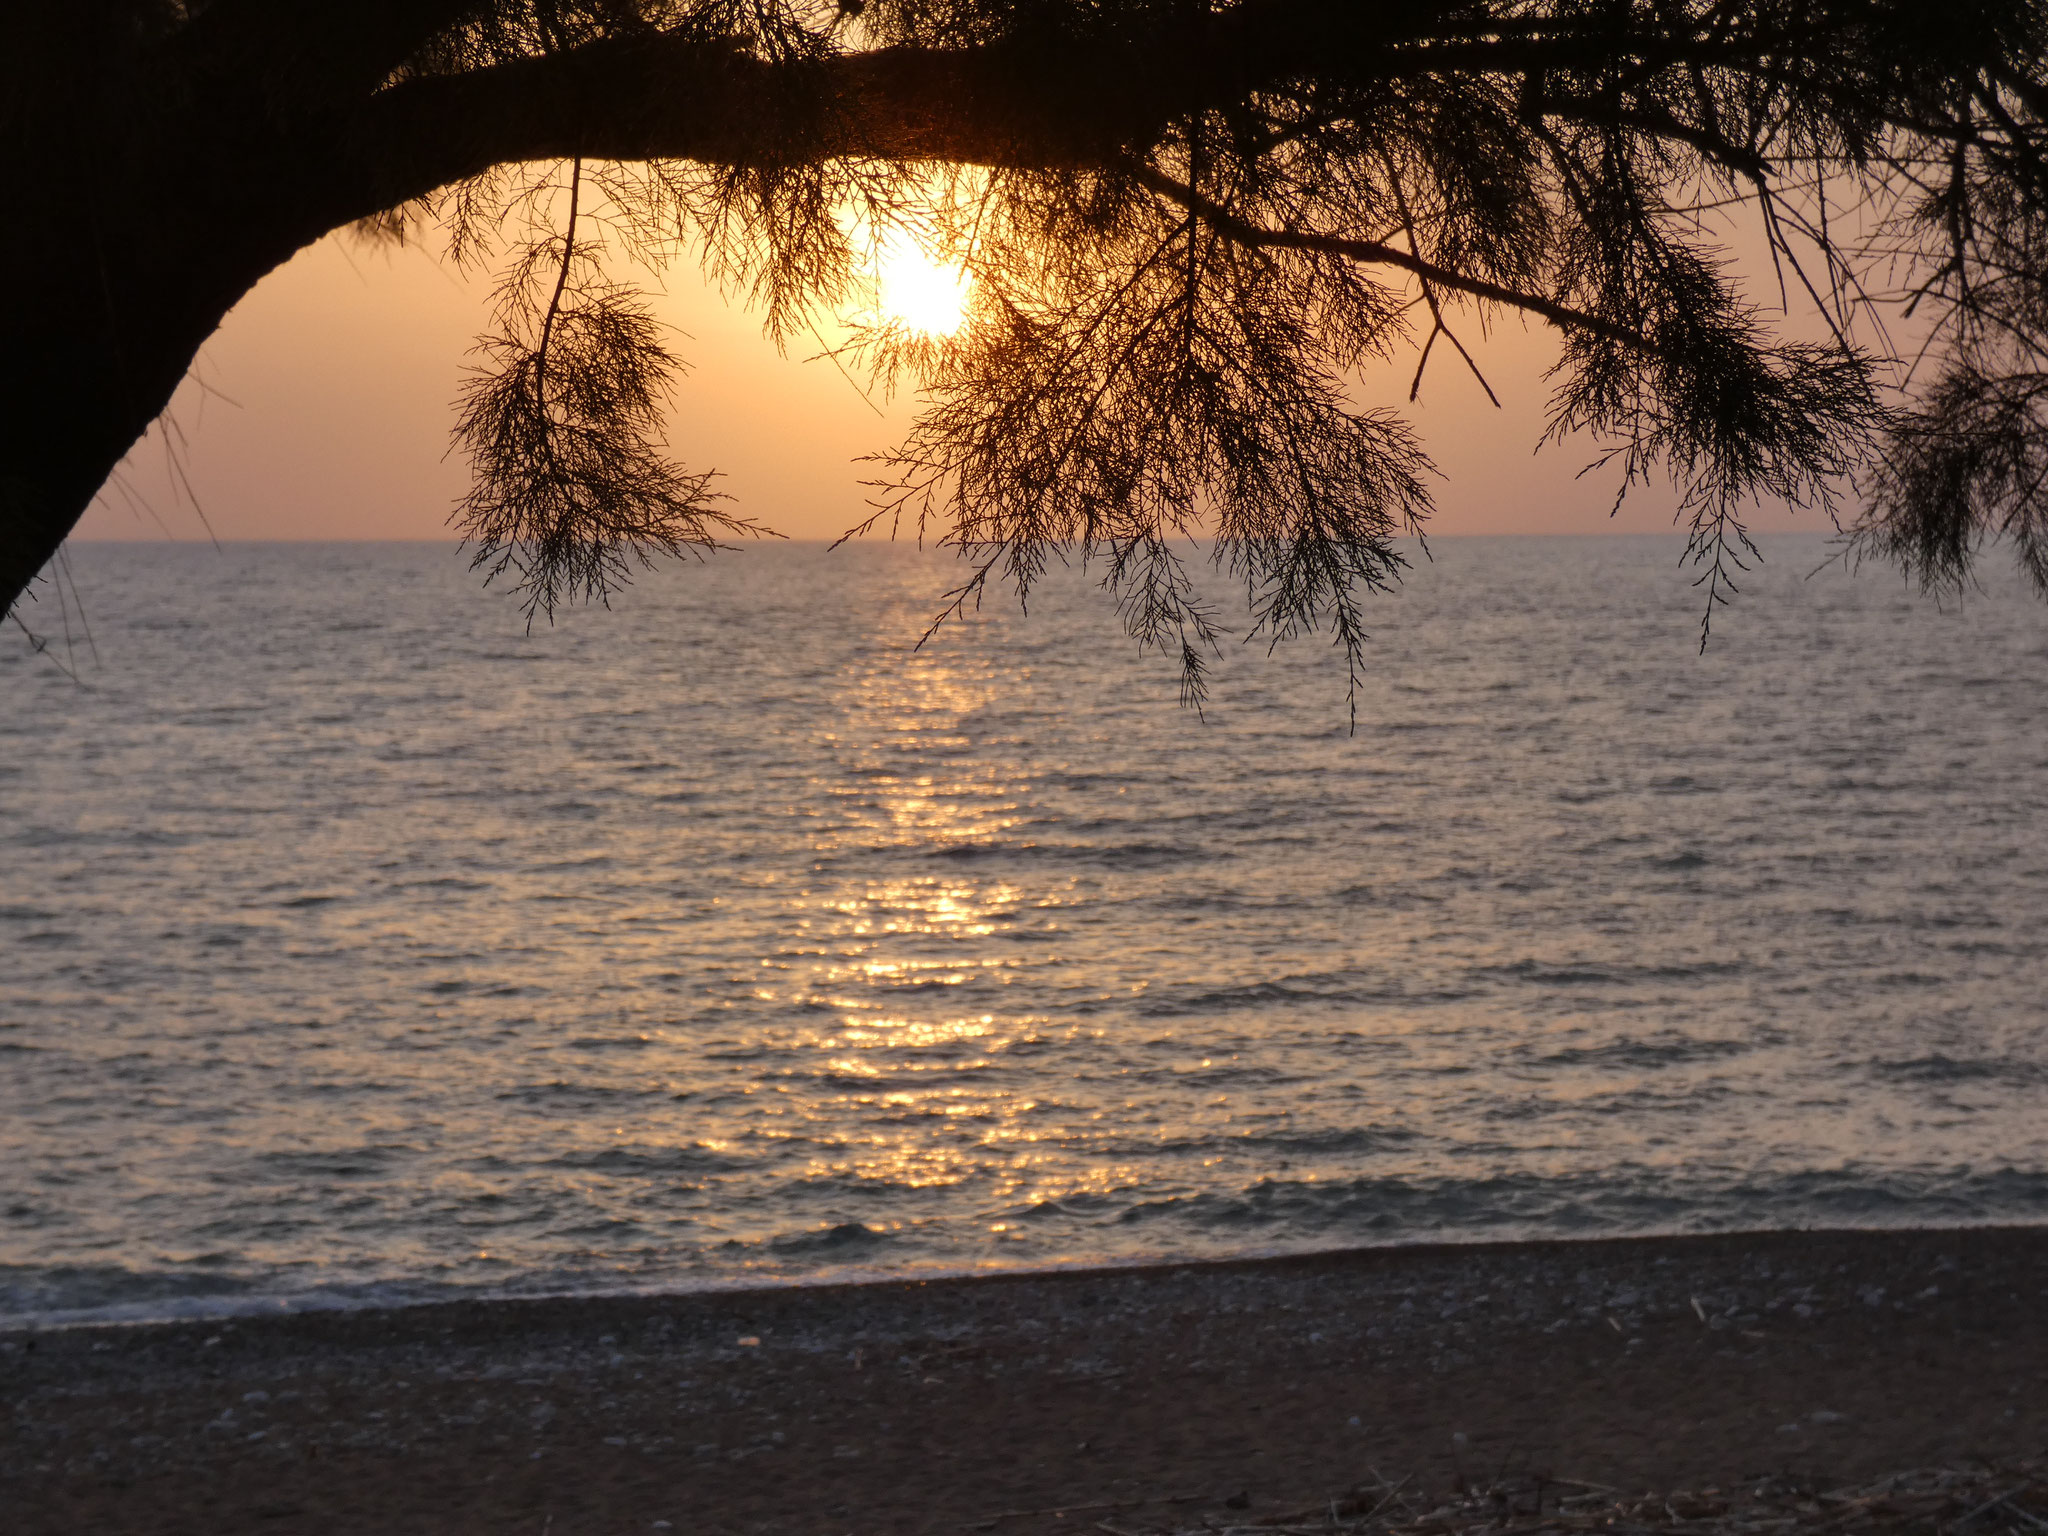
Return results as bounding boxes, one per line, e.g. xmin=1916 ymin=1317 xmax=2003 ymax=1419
xmin=875 ymin=228 xmax=973 ymax=337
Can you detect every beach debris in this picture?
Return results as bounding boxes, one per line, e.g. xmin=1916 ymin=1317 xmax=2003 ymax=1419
xmin=738 ymin=1336 xmax=760 ymax=1347
xmin=1135 ymin=1461 xmax=2045 ymax=1536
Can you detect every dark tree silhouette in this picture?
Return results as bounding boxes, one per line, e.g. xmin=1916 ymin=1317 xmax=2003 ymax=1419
xmin=7 ymin=1 xmax=2046 ymax=699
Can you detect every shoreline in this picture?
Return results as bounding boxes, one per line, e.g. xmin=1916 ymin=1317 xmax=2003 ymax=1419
xmin=13 ymin=1215 xmax=2047 ymax=1336
xmin=7 ymin=1224 xmax=2045 ymax=1534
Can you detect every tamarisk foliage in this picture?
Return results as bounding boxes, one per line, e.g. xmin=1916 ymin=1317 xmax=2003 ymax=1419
xmin=7 ymin=1 xmax=2047 ymax=698
xmin=448 ymin=160 xmax=763 ymax=622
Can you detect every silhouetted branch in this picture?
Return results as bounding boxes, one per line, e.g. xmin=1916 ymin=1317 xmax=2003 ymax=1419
xmin=9 ymin=0 xmax=2048 ymax=699
xmin=1124 ymin=164 xmax=1651 ymax=354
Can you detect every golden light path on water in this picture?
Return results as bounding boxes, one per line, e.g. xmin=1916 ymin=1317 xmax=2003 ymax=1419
xmin=768 ymin=623 xmax=1143 ymax=1244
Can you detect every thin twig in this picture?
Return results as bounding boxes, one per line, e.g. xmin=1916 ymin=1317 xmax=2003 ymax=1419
xmin=532 ymin=157 xmax=584 ymax=413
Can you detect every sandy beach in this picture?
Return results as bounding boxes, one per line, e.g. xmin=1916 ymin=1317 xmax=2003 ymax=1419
xmin=4 ymin=1227 xmax=2044 ymax=1535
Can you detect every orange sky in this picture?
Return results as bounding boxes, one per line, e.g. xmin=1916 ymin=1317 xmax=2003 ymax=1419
xmin=73 ymin=230 xmax=1830 ymax=546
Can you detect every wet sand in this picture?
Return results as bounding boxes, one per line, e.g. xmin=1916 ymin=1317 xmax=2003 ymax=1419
xmin=4 ymin=1227 xmax=2044 ymax=1535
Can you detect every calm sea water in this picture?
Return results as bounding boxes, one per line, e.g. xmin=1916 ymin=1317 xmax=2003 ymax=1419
xmin=3 ymin=537 xmax=2044 ymax=1325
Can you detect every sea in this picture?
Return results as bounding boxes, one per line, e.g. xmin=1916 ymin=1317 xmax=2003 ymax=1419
xmin=3 ymin=535 xmax=2044 ymax=1327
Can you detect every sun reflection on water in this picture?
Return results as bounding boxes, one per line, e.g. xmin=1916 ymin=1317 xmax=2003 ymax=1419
xmin=751 ymin=625 xmax=1097 ymax=1217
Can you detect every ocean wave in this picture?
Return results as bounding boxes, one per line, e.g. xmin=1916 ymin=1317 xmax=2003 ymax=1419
xmin=769 ymin=1221 xmax=895 ymax=1254
xmin=926 ymin=840 xmax=1212 ymax=868
xmin=1648 ymin=850 xmax=1710 ymax=870
xmin=1483 ymin=958 xmax=1748 ymax=987
xmin=1091 ymin=1168 xmax=2048 ymax=1244
xmin=1136 ymin=972 xmax=1465 ymax=1016
xmin=1871 ymin=1054 xmax=2048 ymax=1086
xmin=1531 ymin=1035 xmax=1752 ymax=1069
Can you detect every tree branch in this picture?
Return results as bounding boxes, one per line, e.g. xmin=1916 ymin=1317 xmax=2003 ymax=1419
xmin=170 ymin=0 xmax=481 ymax=103
xmin=297 ymin=0 xmax=2018 ymax=265
xmin=1125 ymin=164 xmax=1652 ymax=353
xmin=320 ymin=1 xmax=1878 ymax=269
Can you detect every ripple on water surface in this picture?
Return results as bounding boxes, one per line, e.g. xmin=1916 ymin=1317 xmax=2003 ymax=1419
xmin=1 ymin=537 xmax=2045 ymax=1324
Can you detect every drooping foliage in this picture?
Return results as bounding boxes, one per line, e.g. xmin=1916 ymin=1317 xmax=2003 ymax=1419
xmin=10 ymin=0 xmax=2048 ymax=700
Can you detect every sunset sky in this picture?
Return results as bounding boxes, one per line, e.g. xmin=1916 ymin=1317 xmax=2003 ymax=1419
xmin=73 ymin=228 xmax=1824 ymax=547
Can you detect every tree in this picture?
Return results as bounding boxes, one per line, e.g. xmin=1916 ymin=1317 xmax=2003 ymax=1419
xmin=7 ymin=0 xmax=2046 ymax=706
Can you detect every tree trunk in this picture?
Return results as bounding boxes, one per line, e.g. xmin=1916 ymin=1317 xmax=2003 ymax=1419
xmin=2 ymin=297 xmax=224 ymax=618
xmin=3 ymin=20 xmax=329 ymax=617
xmin=1 ymin=2 xmax=466 ymax=617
